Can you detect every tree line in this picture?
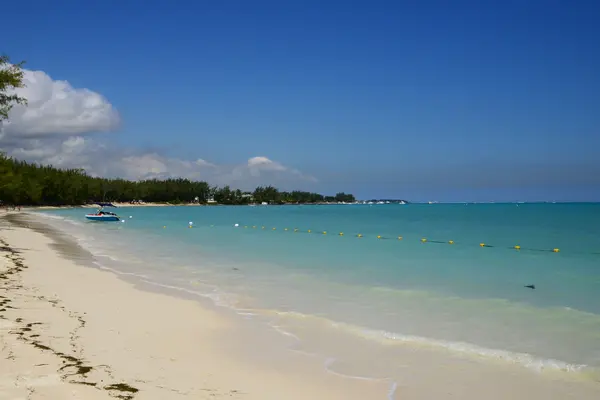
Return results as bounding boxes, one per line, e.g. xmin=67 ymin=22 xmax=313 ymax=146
xmin=0 ymin=154 xmax=356 ymax=206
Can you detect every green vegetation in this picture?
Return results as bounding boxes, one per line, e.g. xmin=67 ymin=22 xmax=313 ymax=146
xmin=0 ymin=154 xmax=355 ymax=206
xmin=1 ymin=55 xmax=27 ymax=121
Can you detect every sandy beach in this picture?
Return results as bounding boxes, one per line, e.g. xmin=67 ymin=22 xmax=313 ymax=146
xmin=1 ymin=212 xmax=600 ymax=400
xmin=0 ymin=213 xmax=388 ymax=399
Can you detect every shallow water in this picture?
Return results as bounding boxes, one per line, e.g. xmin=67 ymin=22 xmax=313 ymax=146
xmin=37 ymin=203 xmax=600 ymax=377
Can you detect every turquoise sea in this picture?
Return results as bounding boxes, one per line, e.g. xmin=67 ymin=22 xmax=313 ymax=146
xmin=37 ymin=203 xmax=600 ymax=381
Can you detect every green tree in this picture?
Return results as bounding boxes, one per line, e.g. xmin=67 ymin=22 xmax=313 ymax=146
xmin=0 ymin=153 xmax=355 ymax=207
xmin=0 ymin=55 xmax=27 ymax=121
xmin=253 ymin=185 xmax=281 ymax=204
xmin=334 ymin=192 xmax=355 ymax=203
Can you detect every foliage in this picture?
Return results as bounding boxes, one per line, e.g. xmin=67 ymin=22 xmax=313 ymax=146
xmin=0 ymin=55 xmax=27 ymax=121
xmin=0 ymin=154 xmax=355 ymax=206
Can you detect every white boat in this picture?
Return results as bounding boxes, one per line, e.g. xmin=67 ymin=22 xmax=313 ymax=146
xmin=85 ymin=203 xmax=121 ymax=222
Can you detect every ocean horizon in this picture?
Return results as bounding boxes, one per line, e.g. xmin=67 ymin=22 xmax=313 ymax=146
xmin=35 ymin=202 xmax=600 ymax=384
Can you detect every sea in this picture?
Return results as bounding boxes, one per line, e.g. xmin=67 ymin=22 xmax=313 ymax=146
xmin=34 ymin=203 xmax=600 ymax=387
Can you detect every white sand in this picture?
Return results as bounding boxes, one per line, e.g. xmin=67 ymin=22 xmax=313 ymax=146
xmin=0 ymin=216 xmax=388 ymax=399
xmin=1 ymin=213 xmax=599 ymax=399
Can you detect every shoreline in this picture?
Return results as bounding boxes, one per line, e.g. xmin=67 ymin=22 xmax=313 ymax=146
xmin=0 ymin=213 xmax=390 ymax=399
xmin=2 ymin=213 xmax=600 ymax=399
xmin=13 ymin=201 xmax=373 ymax=210
xmin=12 ymin=202 xmax=599 ymax=211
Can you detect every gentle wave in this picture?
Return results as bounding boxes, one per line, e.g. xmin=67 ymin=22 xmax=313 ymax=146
xmin=31 ymin=211 xmax=85 ymax=226
xmin=268 ymin=321 xmax=399 ymax=398
xmin=262 ymin=310 xmax=599 ymax=379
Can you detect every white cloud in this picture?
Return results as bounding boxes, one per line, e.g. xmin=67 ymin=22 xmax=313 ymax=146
xmin=248 ymin=156 xmax=286 ymax=170
xmin=0 ymin=67 xmax=120 ymax=138
xmin=116 ymin=153 xmax=217 ymax=181
xmin=0 ymin=66 xmax=317 ymax=190
xmin=3 ymin=136 xmax=316 ymax=189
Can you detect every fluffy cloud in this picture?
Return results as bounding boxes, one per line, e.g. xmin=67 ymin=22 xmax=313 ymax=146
xmin=0 ymin=68 xmax=120 ymax=138
xmin=0 ymin=66 xmax=317 ymax=190
xmin=112 ymin=153 xmax=315 ymax=189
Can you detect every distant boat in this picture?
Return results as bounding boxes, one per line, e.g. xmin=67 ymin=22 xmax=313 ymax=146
xmin=85 ymin=202 xmax=121 ymax=222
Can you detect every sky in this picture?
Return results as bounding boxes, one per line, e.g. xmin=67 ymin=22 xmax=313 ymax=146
xmin=1 ymin=0 xmax=599 ymax=202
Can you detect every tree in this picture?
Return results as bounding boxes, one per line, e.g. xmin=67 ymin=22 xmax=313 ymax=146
xmin=253 ymin=185 xmax=281 ymax=204
xmin=0 ymin=55 xmax=27 ymax=122
xmin=334 ymin=192 xmax=355 ymax=203
xmin=0 ymin=153 xmax=356 ymax=206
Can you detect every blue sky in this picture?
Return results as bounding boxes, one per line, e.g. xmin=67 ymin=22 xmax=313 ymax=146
xmin=3 ymin=0 xmax=599 ymax=201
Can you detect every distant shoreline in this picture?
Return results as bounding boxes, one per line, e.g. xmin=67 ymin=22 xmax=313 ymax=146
xmin=21 ymin=201 xmax=375 ymax=210
xmin=10 ymin=201 xmax=600 ymax=212
xmin=14 ymin=201 xmax=599 ymax=211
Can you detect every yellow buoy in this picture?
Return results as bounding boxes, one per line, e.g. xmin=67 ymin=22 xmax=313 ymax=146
xmin=272 ymin=227 xmax=276 ymax=230
xmin=377 ymin=235 xmax=382 ymax=239
xmin=307 ymin=229 xmax=312 ymax=233
xmin=294 ymin=228 xmax=298 ymax=232
xmin=448 ymin=240 xmax=454 ymax=244
xmin=553 ymin=248 xmax=560 ymax=253
xmin=421 ymin=238 xmax=427 ymax=243
xmin=514 ymin=245 xmax=521 ymax=250
xmin=339 ymin=232 xmax=344 ymax=236
xmin=480 ymin=243 xmax=485 ymax=247
xmin=322 ymin=231 xmax=327 ymax=235
xmin=357 ymin=234 xmax=363 ymax=238
xmin=163 ymin=226 xmax=166 ymax=229
xmin=397 ymin=236 xmax=403 ymax=240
